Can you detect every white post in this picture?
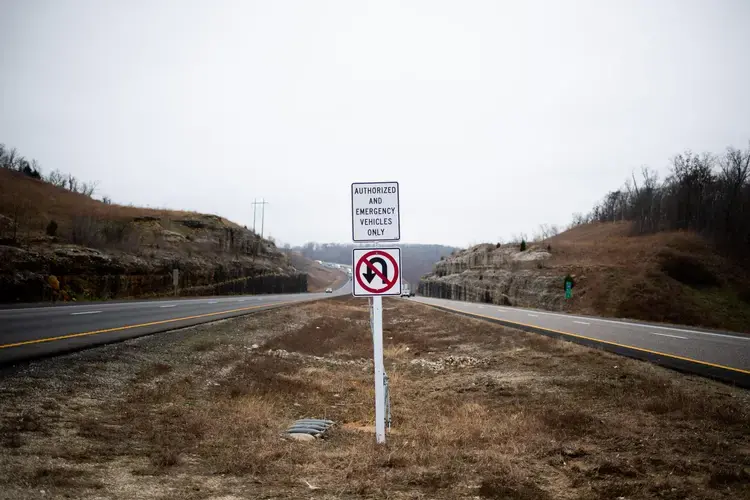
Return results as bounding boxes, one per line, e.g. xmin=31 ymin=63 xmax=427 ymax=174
xmin=372 ymin=296 xmax=386 ymax=444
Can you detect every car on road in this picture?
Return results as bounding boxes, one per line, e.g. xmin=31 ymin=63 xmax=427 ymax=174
xmin=325 ymin=287 xmax=333 ymax=293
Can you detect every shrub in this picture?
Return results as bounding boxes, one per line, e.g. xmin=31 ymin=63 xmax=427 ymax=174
xmin=660 ymin=253 xmax=719 ymax=288
xmin=71 ymin=216 xmax=101 ymax=247
xmin=520 ymin=240 xmax=527 ymax=251
xmin=46 ymin=220 xmax=58 ymax=237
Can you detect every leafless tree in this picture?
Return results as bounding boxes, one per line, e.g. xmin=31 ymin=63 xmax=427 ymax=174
xmin=80 ymin=181 xmax=98 ymax=197
xmin=71 ymin=216 xmax=101 ymax=247
xmin=1 ymin=147 xmax=18 ymax=170
xmin=581 ymin=141 xmax=750 ymax=261
xmin=46 ymin=169 xmax=66 ymax=187
xmin=510 ymin=232 xmax=528 ymax=245
xmin=570 ymin=212 xmax=587 ymax=226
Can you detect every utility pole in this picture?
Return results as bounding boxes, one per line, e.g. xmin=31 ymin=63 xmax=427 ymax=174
xmin=260 ymin=197 xmax=268 ymax=239
xmin=251 ymin=198 xmax=269 ymax=255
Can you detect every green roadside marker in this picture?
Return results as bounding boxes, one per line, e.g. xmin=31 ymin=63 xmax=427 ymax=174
xmin=564 ymin=274 xmax=574 ymax=299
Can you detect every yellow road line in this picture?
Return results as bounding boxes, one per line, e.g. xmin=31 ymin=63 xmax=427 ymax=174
xmin=0 ymin=302 xmax=288 ymax=350
xmin=420 ymin=302 xmax=750 ymax=376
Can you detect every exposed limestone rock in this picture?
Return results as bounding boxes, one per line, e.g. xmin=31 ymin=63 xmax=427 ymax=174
xmin=420 ymin=244 xmax=563 ymax=310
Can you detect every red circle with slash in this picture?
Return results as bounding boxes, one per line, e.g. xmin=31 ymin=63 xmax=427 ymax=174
xmin=355 ymin=250 xmax=399 ymax=294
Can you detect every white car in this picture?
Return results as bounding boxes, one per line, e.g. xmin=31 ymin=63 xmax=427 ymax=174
xmin=325 ymin=288 xmax=333 ymax=293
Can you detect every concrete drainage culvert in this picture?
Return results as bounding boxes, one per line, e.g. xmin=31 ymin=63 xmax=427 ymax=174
xmin=284 ymin=418 xmax=334 ymax=441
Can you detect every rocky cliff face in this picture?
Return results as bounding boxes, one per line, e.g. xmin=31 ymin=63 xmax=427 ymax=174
xmin=419 ymin=225 xmax=750 ymax=333
xmin=0 ymin=214 xmax=306 ymax=303
xmin=419 ymin=244 xmax=565 ymax=309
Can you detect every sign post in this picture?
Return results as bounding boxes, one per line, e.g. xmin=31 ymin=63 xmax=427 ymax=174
xmin=371 ymin=295 xmax=385 ymax=442
xmin=173 ymin=269 xmax=179 ymax=297
xmin=564 ymin=274 xmax=574 ymax=300
xmin=351 ymin=182 xmax=402 ymax=445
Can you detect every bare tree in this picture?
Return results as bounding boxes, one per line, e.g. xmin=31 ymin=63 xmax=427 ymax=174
xmin=67 ymin=174 xmax=79 ymax=193
xmin=510 ymin=232 xmax=528 ymax=245
xmin=570 ymin=212 xmax=586 ymax=226
xmin=47 ymin=169 xmax=66 ymax=188
xmin=579 ymin=141 xmax=750 ymax=261
xmin=2 ymin=147 xmax=18 ymax=170
xmin=5 ymin=192 xmax=29 ymax=244
xmin=80 ymin=181 xmax=98 ymax=197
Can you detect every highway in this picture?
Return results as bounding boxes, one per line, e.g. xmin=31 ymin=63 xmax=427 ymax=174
xmin=0 ymin=285 xmax=350 ymax=365
xmin=3 ymin=283 xmax=749 ymax=387
xmin=413 ymin=296 xmax=750 ymax=386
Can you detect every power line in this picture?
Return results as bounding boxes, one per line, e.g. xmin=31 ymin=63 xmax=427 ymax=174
xmin=251 ymin=198 xmax=269 ymax=254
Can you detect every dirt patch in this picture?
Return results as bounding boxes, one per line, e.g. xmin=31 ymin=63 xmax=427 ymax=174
xmin=0 ymin=297 xmax=748 ymax=499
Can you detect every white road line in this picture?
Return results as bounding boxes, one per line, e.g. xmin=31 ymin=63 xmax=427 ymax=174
xmin=651 ymin=332 xmax=688 ymax=340
xmin=419 ymin=298 xmax=749 ymax=342
xmin=528 ymin=313 xmax=539 ymax=317
xmin=70 ymin=311 xmax=102 ymax=316
xmin=160 ymin=304 xmax=177 ymax=308
xmin=478 ymin=305 xmax=484 ymax=309
xmin=574 ymin=321 xmax=590 ymax=325
xmin=207 ymin=300 xmax=218 ymax=304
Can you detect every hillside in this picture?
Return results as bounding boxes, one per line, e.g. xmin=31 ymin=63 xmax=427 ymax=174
xmin=0 ymin=168 xmax=306 ymax=302
xmin=289 ymin=252 xmax=348 ymax=292
xmin=419 ymin=222 xmax=750 ymax=332
xmin=296 ymin=243 xmax=457 ymax=287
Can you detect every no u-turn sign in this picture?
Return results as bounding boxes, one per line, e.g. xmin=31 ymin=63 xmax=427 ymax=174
xmin=352 ymin=248 xmax=402 ymax=297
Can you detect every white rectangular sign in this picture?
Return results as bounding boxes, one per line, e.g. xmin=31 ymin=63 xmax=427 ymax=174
xmin=351 ymin=181 xmax=400 ymax=242
xmin=352 ymin=247 xmax=402 ymax=297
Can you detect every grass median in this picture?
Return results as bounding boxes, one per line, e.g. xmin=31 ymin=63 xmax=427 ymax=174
xmin=1 ymin=297 xmax=748 ymax=499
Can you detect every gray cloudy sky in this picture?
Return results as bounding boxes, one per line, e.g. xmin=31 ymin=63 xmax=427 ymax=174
xmin=2 ymin=1 xmax=749 ymax=247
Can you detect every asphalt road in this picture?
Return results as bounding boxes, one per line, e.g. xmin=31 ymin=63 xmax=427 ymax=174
xmin=0 ymin=283 xmax=351 ymax=365
xmin=413 ymin=296 xmax=750 ymax=383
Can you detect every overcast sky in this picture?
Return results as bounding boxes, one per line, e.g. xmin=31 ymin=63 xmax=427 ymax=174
xmin=2 ymin=1 xmax=749 ymax=247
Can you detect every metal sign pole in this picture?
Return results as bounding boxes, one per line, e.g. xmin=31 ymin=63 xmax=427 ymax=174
xmin=372 ymin=295 xmax=386 ymax=444
xmin=351 ymin=181 xmax=402 ymax=446
xmin=369 ymin=297 xmax=374 ymax=339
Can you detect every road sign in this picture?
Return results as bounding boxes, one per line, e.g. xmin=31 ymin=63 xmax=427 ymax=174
xmin=350 ymin=181 xmax=403 ymax=446
xmin=351 ymin=181 xmax=400 ymax=242
xmin=352 ymin=248 xmax=401 ymax=297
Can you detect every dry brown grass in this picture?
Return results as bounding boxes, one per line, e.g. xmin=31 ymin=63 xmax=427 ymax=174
xmin=290 ymin=253 xmax=349 ymax=292
xmin=0 ymin=167 xmax=217 ymax=238
xmin=0 ymin=297 xmax=748 ymax=499
xmin=543 ymin=222 xmax=750 ymax=331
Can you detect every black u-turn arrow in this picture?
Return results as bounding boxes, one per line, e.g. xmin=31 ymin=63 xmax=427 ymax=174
xmin=363 ymin=257 xmax=388 ymax=284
